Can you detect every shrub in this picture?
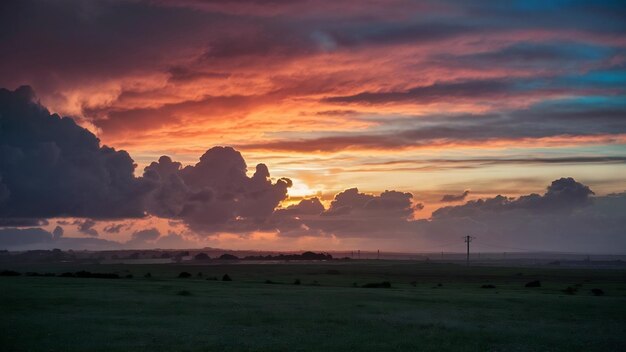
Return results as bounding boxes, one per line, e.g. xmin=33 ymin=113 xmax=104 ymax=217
xmin=0 ymin=270 xmax=20 ymax=276
xmin=265 ymin=279 xmax=275 ymax=284
xmin=362 ymin=281 xmax=391 ymax=288
xmin=177 ymin=290 xmax=192 ymax=296
xmin=293 ymin=279 xmax=301 ymax=285
xmin=222 ymin=274 xmax=232 ymax=281
xmin=178 ymin=272 xmax=192 ymax=278
xmin=563 ymin=286 xmax=577 ymax=295
xmin=481 ymin=284 xmax=496 ymax=289
xmin=591 ymin=288 xmax=605 ymax=296
xmin=525 ymin=280 xmax=541 ymax=288
xmin=410 ymin=281 xmax=417 ymax=287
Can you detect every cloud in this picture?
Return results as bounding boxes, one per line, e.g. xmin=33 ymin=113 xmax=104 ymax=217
xmin=271 ymin=188 xmax=420 ymax=238
xmin=0 ymin=226 xmax=120 ymax=250
xmin=73 ymin=219 xmax=99 ymax=237
xmin=420 ymin=184 xmax=626 ymax=253
xmin=103 ymin=223 xmax=130 ymax=234
xmin=432 ymin=177 xmax=594 ymax=218
xmin=441 ymin=190 xmax=470 ymax=202
xmin=0 ymin=86 xmax=624 ymax=252
xmin=144 ymin=146 xmax=292 ymax=232
xmin=240 ymin=101 xmax=626 ymax=152
xmin=0 ymin=86 xmax=152 ymax=222
xmin=126 ymin=228 xmax=161 ymax=248
xmin=0 ymin=227 xmax=53 ymax=247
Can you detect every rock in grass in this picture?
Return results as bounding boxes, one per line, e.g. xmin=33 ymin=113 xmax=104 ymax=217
xmin=525 ymin=280 xmax=541 ymax=288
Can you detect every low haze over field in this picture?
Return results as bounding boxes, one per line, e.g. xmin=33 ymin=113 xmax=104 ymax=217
xmin=0 ymin=0 xmax=625 ymax=252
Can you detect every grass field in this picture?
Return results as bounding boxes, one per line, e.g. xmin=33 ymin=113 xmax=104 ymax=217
xmin=1 ymin=261 xmax=626 ymax=351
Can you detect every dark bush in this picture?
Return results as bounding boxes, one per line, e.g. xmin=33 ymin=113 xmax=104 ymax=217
xmin=437 ymin=283 xmax=442 ymax=287
xmin=525 ymin=280 xmax=541 ymax=288
xmin=178 ymin=272 xmax=192 ymax=278
xmin=197 ymin=272 xmax=203 ymax=277
xmin=591 ymin=288 xmax=604 ymax=296
xmin=265 ymin=279 xmax=276 ymax=284
xmin=177 ymin=290 xmax=192 ymax=296
xmin=222 ymin=274 xmax=232 ymax=281
xmin=75 ymin=271 xmax=120 ymax=279
xmin=481 ymin=284 xmax=496 ymax=289
xmin=325 ymin=269 xmax=340 ymax=275
xmin=293 ymin=279 xmax=301 ymax=285
xmin=219 ymin=253 xmax=239 ymax=260
xmin=0 ymin=270 xmax=20 ymax=276
xmin=144 ymin=273 xmax=152 ymax=278
xmin=362 ymin=281 xmax=391 ymax=288
xmin=59 ymin=272 xmax=75 ymax=277
xmin=563 ymin=286 xmax=577 ymax=294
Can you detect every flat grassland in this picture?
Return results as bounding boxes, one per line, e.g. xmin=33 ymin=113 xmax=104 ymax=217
xmin=1 ymin=261 xmax=625 ymax=351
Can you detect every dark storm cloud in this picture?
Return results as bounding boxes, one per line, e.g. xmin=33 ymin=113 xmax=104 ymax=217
xmin=0 ymin=86 xmax=152 ymax=222
xmin=73 ymin=219 xmax=98 ymax=237
xmin=241 ymin=101 xmax=626 ymax=152
xmin=268 ymin=178 xmax=626 ymax=252
xmin=0 ymin=227 xmax=53 ymax=247
xmin=0 ymin=0 xmax=216 ymax=86
xmin=441 ymin=190 xmax=470 ymax=202
xmin=271 ymin=188 xmax=421 ymax=238
xmin=0 ymin=226 xmax=119 ymax=250
xmin=103 ymin=223 xmax=129 ymax=234
xmin=324 ymin=75 xmax=623 ymax=105
xmin=432 ymin=178 xmax=594 ymax=219
xmin=419 ymin=182 xmax=626 ymax=253
xmin=0 ymin=218 xmax=49 ymax=227
xmin=144 ymin=147 xmax=292 ymax=232
xmin=126 ymin=228 xmax=161 ymax=247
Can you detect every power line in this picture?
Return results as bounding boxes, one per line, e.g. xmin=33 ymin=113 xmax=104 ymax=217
xmin=464 ymin=235 xmax=475 ymax=266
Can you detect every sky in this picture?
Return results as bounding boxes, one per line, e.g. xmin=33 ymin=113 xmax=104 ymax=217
xmin=0 ymin=0 xmax=625 ymax=253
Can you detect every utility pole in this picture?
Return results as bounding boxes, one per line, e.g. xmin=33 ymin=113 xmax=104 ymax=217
xmin=464 ymin=235 xmax=475 ymax=266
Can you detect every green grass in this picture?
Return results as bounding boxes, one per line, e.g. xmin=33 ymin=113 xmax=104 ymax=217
xmin=1 ymin=261 xmax=625 ymax=351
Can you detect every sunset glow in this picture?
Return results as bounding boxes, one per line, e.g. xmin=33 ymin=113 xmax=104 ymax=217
xmin=0 ymin=0 xmax=625 ymax=253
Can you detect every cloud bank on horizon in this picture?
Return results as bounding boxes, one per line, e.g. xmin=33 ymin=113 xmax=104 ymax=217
xmin=0 ymin=86 xmax=625 ymax=253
